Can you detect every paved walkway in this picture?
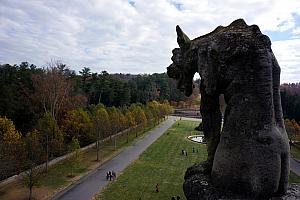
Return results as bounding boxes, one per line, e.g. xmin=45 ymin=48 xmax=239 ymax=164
xmin=50 ymin=116 xmax=177 ymax=200
xmin=290 ymin=158 xmax=300 ymax=177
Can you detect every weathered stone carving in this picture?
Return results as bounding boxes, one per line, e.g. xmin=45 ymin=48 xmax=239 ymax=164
xmin=167 ymin=19 xmax=290 ymax=199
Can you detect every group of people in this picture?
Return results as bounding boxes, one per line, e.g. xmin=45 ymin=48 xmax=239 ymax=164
xmin=181 ymin=149 xmax=188 ymax=156
xmin=182 ymin=147 xmax=199 ymax=156
xmin=192 ymin=147 xmax=199 ymax=153
xmin=171 ymin=196 xmax=180 ymax=200
xmin=106 ymin=170 xmax=116 ymax=181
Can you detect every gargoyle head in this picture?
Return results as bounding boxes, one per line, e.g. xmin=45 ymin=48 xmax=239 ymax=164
xmin=167 ymin=25 xmax=197 ymax=97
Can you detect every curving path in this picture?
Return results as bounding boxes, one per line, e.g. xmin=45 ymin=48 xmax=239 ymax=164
xmin=50 ymin=116 xmax=178 ymax=200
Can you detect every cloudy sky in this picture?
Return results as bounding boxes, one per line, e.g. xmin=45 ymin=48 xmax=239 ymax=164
xmin=1 ymin=0 xmax=300 ymax=83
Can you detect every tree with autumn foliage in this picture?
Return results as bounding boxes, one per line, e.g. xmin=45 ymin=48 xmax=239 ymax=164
xmin=284 ymin=119 xmax=300 ymax=141
xmin=123 ymin=108 xmax=136 ymax=143
xmin=32 ymin=61 xmax=72 ymax=121
xmin=129 ymin=104 xmax=147 ymax=137
xmin=147 ymin=101 xmax=160 ymax=124
xmin=23 ymin=129 xmax=45 ymax=200
xmin=0 ymin=116 xmax=22 ymax=142
xmin=107 ymin=107 xmax=120 ymax=138
xmin=67 ymin=137 xmax=81 ymax=178
xmin=35 ymin=112 xmax=64 ymax=171
xmin=61 ymin=108 xmax=92 ymax=146
xmin=91 ymin=104 xmax=110 ymax=161
xmin=0 ymin=116 xmax=24 ymax=180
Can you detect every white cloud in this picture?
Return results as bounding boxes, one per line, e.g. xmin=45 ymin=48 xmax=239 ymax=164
xmin=292 ymin=27 xmax=300 ymax=35
xmin=0 ymin=0 xmax=300 ymax=83
xmin=272 ymin=39 xmax=300 ymax=83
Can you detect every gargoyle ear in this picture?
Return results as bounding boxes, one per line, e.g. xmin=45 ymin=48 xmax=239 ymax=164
xmin=176 ymin=25 xmax=190 ymax=49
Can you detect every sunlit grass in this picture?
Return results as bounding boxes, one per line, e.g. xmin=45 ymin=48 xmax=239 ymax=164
xmin=96 ymin=120 xmax=206 ymax=200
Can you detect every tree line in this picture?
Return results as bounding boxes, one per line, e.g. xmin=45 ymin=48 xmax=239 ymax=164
xmin=0 ymin=61 xmax=185 ymax=134
xmin=281 ymin=83 xmax=300 ymax=125
xmin=0 ymin=100 xmax=172 ymax=181
xmin=281 ymin=83 xmax=300 ymax=143
xmin=0 ymin=61 xmax=175 ymax=182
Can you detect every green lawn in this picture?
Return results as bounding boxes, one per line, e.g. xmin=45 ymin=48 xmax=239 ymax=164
xmin=95 ymin=120 xmax=300 ymax=200
xmin=291 ymin=145 xmax=300 ymax=163
xmin=96 ymin=120 xmax=206 ymax=200
xmin=289 ymin=171 xmax=300 ymax=183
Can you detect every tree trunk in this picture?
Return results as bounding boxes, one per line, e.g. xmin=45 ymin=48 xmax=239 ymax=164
xmin=96 ymin=141 xmax=99 ymax=161
xmin=96 ymin=131 xmax=100 ymax=161
xmin=46 ymin=134 xmax=49 ymax=172
xmin=28 ymin=168 xmax=33 ymax=200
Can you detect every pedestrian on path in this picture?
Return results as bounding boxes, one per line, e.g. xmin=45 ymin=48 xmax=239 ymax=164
xmin=106 ymin=172 xmax=109 ymax=180
xmin=109 ymin=171 xmax=112 ymax=181
xmin=112 ymin=171 xmax=116 ymax=179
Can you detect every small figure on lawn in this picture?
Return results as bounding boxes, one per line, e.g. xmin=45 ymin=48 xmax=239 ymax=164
xmin=156 ymin=183 xmax=159 ymax=192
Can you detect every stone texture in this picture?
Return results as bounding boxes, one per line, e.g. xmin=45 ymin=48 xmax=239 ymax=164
xmin=167 ymin=19 xmax=290 ymax=199
xmin=183 ymin=164 xmax=300 ymax=200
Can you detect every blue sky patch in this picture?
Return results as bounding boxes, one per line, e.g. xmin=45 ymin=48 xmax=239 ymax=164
xmin=265 ymin=30 xmax=293 ymax=41
xmin=169 ymin=0 xmax=183 ymax=11
xmin=266 ymin=13 xmax=300 ymax=41
xmin=129 ymin=0 xmax=135 ymax=7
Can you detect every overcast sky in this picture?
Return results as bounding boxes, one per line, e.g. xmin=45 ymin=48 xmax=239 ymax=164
xmin=1 ymin=0 xmax=300 ymax=83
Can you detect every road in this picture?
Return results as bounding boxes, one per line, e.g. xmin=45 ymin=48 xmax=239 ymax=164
xmin=50 ymin=116 xmax=177 ymax=200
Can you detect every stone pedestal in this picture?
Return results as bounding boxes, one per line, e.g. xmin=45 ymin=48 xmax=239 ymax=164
xmin=183 ymin=164 xmax=300 ymax=200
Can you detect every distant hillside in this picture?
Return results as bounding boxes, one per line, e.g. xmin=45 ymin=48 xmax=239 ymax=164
xmin=280 ymin=83 xmax=300 ymax=93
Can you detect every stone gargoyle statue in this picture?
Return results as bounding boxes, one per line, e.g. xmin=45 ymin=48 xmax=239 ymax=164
xmin=167 ymin=19 xmax=290 ymax=199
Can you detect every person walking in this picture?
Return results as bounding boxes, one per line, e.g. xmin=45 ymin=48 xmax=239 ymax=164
xmin=106 ymin=172 xmax=109 ymax=180
xmin=112 ymin=171 xmax=116 ymax=179
xmin=108 ymin=171 xmax=112 ymax=181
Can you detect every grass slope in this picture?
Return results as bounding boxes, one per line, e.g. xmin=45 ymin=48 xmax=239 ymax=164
xmin=97 ymin=120 xmax=205 ymax=200
xmin=291 ymin=145 xmax=300 ymax=163
xmin=96 ymin=120 xmax=300 ymax=200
